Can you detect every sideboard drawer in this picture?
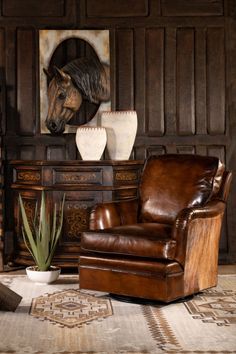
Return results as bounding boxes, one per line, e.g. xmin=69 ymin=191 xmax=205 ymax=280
xmin=113 ymin=168 xmax=140 ymax=185
xmin=13 ymin=168 xmax=42 ymax=185
xmin=52 ymin=167 xmax=103 ymax=185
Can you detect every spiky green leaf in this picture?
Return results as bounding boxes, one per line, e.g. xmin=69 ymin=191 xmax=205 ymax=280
xmin=19 ymin=192 xmax=65 ymax=272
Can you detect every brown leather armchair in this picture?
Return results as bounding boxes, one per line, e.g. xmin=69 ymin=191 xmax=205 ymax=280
xmin=79 ymin=154 xmax=232 ymax=303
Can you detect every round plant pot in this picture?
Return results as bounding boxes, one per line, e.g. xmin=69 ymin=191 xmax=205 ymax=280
xmin=101 ymin=110 xmax=138 ymax=160
xmin=76 ymin=126 xmax=107 ymax=160
xmin=26 ymin=265 xmax=61 ymax=284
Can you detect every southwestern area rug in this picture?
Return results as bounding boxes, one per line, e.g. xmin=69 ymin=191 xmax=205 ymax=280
xmin=0 ymin=274 xmax=235 ymax=354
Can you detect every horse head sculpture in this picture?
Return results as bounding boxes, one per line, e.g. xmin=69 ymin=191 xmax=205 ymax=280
xmin=44 ymin=57 xmax=110 ymax=135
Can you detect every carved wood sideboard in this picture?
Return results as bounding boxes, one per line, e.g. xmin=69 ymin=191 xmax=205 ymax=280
xmin=10 ymin=160 xmax=144 ymax=268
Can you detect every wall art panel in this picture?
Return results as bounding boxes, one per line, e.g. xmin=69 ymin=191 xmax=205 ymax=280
xmin=39 ymin=29 xmax=110 ymax=134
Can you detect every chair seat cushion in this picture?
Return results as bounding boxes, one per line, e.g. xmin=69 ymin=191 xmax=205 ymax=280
xmin=81 ymin=223 xmax=176 ymax=260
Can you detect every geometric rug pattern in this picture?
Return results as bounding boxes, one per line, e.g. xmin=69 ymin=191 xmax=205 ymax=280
xmin=143 ymin=282 xmax=236 ymax=353
xmin=30 ymin=289 xmax=113 ymax=328
xmin=184 ymin=288 xmax=236 ymax=326
xmin=0 ymin=274 xmax=236 ymax=354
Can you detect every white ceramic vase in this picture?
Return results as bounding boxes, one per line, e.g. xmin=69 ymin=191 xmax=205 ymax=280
xmin=26 ymin=266 xmax=61 ymax=284
xmin=101 ymin=110 xmax=138 ymax=160
xmin=76 ymin=127 xmax=107 ymax=160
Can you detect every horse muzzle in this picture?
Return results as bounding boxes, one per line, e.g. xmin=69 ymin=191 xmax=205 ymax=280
xmin=45 ymin=118 xmax=66 ymax=135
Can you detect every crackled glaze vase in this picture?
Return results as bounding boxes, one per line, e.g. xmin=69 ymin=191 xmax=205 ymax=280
xmin=101 ymin=110 xmax=138 ymax=160
xmin=76 ymin=126 xmax=107 ymax=160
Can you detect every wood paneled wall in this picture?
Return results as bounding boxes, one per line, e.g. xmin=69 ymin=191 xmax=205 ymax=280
xmin=0 ymin=0 xmax=236 ymax=263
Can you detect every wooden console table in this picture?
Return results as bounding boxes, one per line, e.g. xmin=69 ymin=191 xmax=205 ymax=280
xmin=10 ymin=160 xmax=144 ymax=268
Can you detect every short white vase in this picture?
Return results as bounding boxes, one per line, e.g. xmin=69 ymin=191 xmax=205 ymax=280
xmin=76 ymin=127 xmax=107 ymax=160
xmin=101 ymin=110 xmax=138 ymax=160
xmin=26 ymin=266 xmax=61 ymax=284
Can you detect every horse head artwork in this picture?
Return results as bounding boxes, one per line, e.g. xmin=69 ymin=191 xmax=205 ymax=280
xmin=44 ymin=56 xmax=110 ymax=134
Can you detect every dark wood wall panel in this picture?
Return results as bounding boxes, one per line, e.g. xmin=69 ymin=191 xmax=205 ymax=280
xmin=0 ymin=29 xmax=5 ymax=76
xmin=81 ymin=0 xmax=162 ymax=26
xmin=0 ymin=28 xmax=6 ymax=136
xmin=176 ymin=146 xmax=195 ymax=155
xmin=5 ymin=28 xmax=17 ymax=135
xmin=207 ymin=145 xmax=225 ymax=163
xmin=116 ymin=30 xmax=134 ymax=109
xmin=134 ymin=28 xmax=146 ymax=135
xmin=146 ymin=28 xmax=164 ymax=136
xmin=0 ymin=0 xmax=76 ymax=27
xmin=195 ymin=145 xmax=207 ymax=156
xmin=161 ymin=0 xmax=224 ymax=16
xmin=0 ymin=28 xmax=4 ymax=271
xmin=164 ymin=28 xmax=176 ymax=135
xmin=46 ymin=146 xmax=67 ymax=161
xmin=17 ymin=28 xmax=36 ymax=135
xmin=19 ymin=145 xmax=36 ymax=160
xmin=207 ymin=28 xmax=225 ymax=134
xmin=2 ymin=0 xmax=65 ymax=17
xmin=195 ymin=28 xmax=207 ymax=134
xmin=145 ymin=144 xmax=225 ymax=158
xmin=86 ymin=0 xmax=149 ymax=18
xmin=176 ymin=28 xmax=195 ymax=135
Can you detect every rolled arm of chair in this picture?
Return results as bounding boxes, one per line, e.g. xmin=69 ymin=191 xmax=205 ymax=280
xmin=89 ymin=198 xmax=139 ymax=230
xmin=176 ymin=199 xmax=225 ymax=225
xmin=172 ymin=199 xmax=226 ymax=267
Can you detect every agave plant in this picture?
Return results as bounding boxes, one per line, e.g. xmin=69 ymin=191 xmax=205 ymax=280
xmin=19 ymin=191 xmax=65 ymax=271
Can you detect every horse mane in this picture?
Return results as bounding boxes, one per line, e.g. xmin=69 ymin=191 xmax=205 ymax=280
xmin=62 ymin=56 xmax=108 ymax=104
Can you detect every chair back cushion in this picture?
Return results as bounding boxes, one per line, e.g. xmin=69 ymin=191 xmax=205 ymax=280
xmin=139 ymin=154 xmax=225 ymax=224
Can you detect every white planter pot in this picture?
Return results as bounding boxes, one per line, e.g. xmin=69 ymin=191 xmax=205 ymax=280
xmin=26 ymin=266 xmax=61 ymax=284
xmin=76 ymin=127 xmax=107 ymax=160
xmin=101 ymin=110 xmax=138 ymax=160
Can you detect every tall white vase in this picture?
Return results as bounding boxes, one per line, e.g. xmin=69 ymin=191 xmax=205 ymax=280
xmin=101 ymin=110 xmax=138 ymax=160
xmin=76 ymin=127 xmax=107 ymax=160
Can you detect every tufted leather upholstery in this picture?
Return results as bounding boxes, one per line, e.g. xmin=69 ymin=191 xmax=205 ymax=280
xmin=79 ymin=154 xmax=232 ymax=303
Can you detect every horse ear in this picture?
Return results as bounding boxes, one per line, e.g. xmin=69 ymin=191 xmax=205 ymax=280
xmin=53 ymin=66 xmax=71 ymax=85
xmin=43 ymin=68 xmax=53 ymax=81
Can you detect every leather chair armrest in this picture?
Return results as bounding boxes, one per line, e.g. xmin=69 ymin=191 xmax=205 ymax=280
xmin=175 ymin=199 xmax=225 ymax=224
xmin=89 ymin=198 xmax=139 ymax=230
xmin=172 ymin=199 xmax=226 ymax=266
